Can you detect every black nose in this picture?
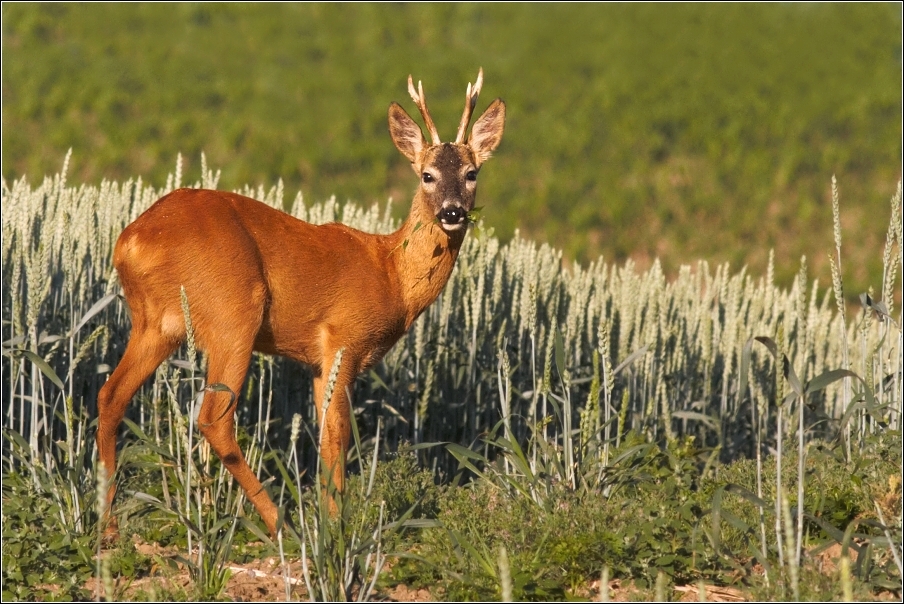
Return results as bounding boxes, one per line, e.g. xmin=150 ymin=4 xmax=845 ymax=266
xmin=438 ymin=206 xmax=466 ymax=225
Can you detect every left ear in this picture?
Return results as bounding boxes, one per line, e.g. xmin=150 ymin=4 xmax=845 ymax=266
xmin=468 ymin=99 xmax=506 ymax=167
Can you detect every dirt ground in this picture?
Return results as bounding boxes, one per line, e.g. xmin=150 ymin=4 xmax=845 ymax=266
xmin=98 ymin=559 xmax=750 ymax=602
xmin=84 ymin=539 xmax=899 ymax=602
xmin=85 ymin=537 xmax=754 ymax=602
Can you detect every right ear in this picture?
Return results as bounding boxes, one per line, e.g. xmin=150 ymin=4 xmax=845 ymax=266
xmin=388 ymin=102 xmax=426 ymax=165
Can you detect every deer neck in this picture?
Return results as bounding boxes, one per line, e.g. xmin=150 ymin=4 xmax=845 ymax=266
xmin=388 ymin=204 xmax=466 ymax=328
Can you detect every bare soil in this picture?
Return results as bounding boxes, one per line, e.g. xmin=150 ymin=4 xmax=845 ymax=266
xmin=82 ymin=538 xmax=897 ymax=602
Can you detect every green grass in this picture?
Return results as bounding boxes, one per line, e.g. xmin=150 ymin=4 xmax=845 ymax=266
xmin=2 ymin=3 xmax=901 ymax=295
xmin=392 ymin=437 xmax=900 ymax=600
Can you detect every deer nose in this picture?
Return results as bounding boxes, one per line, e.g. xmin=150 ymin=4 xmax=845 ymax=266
xmin=438 ymin=205 xmax=466 ymax=226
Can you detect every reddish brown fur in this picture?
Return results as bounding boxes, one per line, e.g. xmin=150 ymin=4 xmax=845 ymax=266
xmin=96 ymin=72 xmax=505 ymax=536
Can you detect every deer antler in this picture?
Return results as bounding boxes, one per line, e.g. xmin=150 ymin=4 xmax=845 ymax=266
xmin=455 ymin=68 xmax=484 ymax=144
xmin=407 ymin=76 xmax=441 ymax=145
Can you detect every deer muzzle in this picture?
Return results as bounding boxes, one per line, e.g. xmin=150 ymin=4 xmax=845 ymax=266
xmin=438 ymin=204 xmax=468 ymax=231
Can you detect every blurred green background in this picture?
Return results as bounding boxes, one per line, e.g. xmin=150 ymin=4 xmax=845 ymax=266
xmin=3 ymin=3 xmax=901 ymax=295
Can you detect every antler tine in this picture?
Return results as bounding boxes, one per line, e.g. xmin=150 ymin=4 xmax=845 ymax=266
xmin=407 ymin=75 xmax=441 ymax=145
xmin=455 ymin=68 xmax=484 ymax=144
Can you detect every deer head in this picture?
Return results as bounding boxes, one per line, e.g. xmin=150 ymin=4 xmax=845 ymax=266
xmin=388 ymin=68 xmax=506 ymax=233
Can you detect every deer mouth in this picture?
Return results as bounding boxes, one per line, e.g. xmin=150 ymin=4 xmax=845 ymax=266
xmin=438 ymin=205 xmax=468 ymax=231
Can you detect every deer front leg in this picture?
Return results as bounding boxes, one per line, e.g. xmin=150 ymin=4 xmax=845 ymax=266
xmin=312 ymin=355 xmax=357 ymax=514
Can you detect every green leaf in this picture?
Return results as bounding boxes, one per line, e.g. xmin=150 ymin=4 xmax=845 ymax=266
xmin=724 ymin=483 xmax=768 ymax=508
xmin=614 ymin=345 xmax=649 ymax=375
xmin=239 ymin=518 xmax=274 ymax=546
xmin=446 ymin=442 xmax=487 ymax=462
xmin=860 ymin=292 xmax=892 ymax=320
xmin=671 ymin=411 xmax=718 ymax=430
xmin=122 ymin=417 xmax=152 ymax=442
xmin=368 ymin=369 xmax=391 ymax=392
xmin=406 ymin=440 xmax=447 ymax=451
xmin=754 ymin=336 xmax=802 ymax=397
xmin=70 ymin=292 xmax=118 ymax=336
xmin=18 ymin=350 xmax=65 ymax=391
xmin=721 ymin=509 xmax=750 ymax=533
xmin=711 ymin=486 xmax=723 ymax=552
xmin=805 ymin=368 xmax=861 ymax=395
xmin=738 ymin=337 xmax=754 ymax=405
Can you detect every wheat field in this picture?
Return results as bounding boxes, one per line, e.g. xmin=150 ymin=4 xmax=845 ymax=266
xmin=2 ymin=156 xmax=901 ymax=599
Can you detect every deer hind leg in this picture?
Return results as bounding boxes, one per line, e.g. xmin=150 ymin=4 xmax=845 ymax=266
xmin=197 ymin=347 xmax=279 ymax=536
xmin=97 ymin=329 xmax=177 ymax=534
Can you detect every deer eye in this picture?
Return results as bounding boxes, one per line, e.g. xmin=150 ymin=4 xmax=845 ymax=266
xmin=422 ymin=173 xmax=434 ymax=183
xmin=466 ymin=170 xmax=477 ymax=182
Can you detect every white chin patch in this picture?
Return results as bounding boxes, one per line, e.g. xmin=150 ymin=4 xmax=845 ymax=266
xmin=440 ymin=220 xmax=467 ymax=232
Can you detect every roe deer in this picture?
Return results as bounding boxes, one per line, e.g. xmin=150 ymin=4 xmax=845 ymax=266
xmin=96 ymin=69 xmax=505 ymax=536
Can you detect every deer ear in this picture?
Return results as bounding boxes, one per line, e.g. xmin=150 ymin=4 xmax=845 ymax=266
xmin=388 ymin=102 xmax=426 ymax=165
xmin=468 ymin=99 xmax=505 ymax=166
